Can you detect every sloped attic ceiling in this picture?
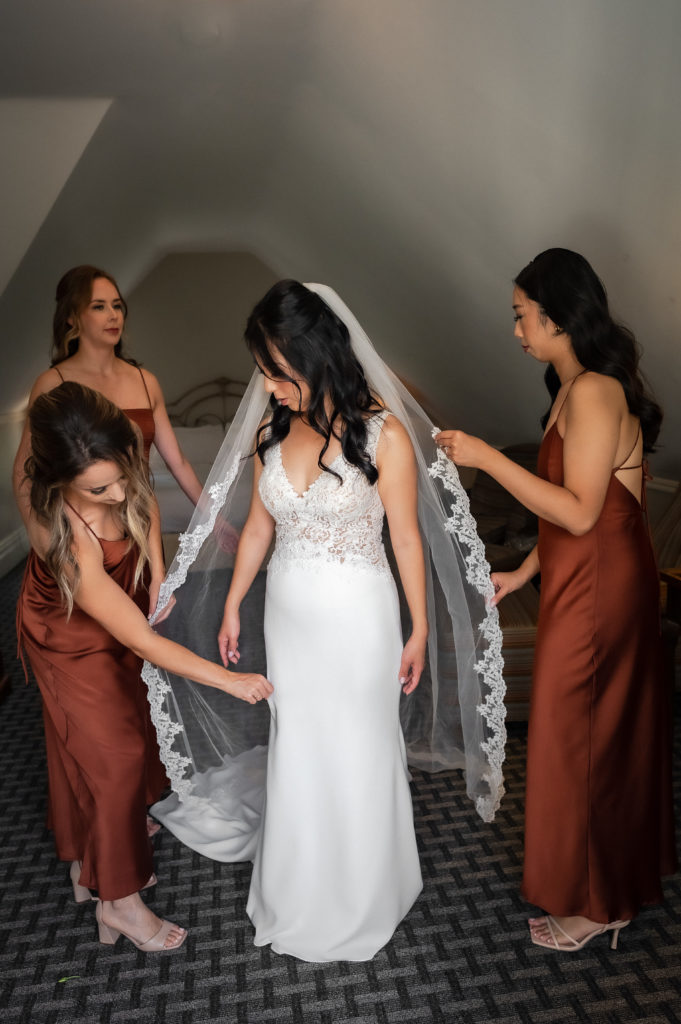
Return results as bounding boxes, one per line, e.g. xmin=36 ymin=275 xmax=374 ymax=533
xmin=1 ymin=0 xmax=679 ymax=476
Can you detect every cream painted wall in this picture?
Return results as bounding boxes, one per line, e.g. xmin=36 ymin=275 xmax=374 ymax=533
xmin=0 ymin=417 xmax=29 ymax=575
xmin=126 ymin=252 xmax=279 ymax=401
xmin=0 ymin=98 xmax=111 ymax=296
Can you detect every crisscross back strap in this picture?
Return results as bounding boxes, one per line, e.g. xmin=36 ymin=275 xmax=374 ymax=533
xmin=614 ymin=423 xmax=642 ymax=472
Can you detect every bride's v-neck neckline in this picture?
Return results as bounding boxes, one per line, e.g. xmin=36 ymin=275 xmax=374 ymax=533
xmin=275 ymin=443 xmax=344 ymax=500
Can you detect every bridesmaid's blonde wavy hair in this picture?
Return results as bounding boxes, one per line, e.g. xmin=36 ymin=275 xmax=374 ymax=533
xmin=25 ymin=382 xmax=154 ymax=616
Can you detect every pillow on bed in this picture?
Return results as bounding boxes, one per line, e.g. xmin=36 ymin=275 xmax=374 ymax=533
xmin=149 ymin=424 xmax=226 ymax=485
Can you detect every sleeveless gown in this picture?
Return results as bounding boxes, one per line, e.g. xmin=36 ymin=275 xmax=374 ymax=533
xmin=17 ymin=531 xmax=166 ymax=900
xmin=150 ymin=412 xmax=423 ymax=958
xmin=245 ymin=412 xmax=423 ymax=960
xmin=48 ymin=364 xmax=166 ymax=835
xmin=522 ymin=422 xmax=677 ymax=922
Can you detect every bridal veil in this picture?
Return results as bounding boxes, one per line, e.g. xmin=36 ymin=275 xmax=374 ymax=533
xmin=142 ymin=283 xmax=506 ymax=837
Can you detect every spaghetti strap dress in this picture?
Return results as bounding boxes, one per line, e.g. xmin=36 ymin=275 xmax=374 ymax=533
xmin=52 ymin=363 xmax=155 ymax=458
xmin=522 ymin=386 xmax=677 ymax=922
xmin=16 ymin=512 xmax=166 ymax=900
xmin=49 ymin=363 xmax=164 ymax=806
xmin=122 ymin=365 xmax=155 ymax=459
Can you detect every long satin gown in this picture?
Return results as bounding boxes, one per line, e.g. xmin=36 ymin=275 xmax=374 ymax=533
xmin=246 ymin=412 xmax=423 ymax=961
xmin=17 ymin=529 xmax=167 ymax=900
xmin=522 ymin=422 xmax=677 ymax=922
xmin=53 ymin=368 xmax=159 ymax=774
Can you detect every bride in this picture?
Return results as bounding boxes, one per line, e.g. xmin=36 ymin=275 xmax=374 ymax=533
xmin=143 ymin=281 xmax=506 ymax=962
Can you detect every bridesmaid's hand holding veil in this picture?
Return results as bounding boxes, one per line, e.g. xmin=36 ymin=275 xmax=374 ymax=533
xmin=221 ymin=670 xmax=272 ymax=705
xmin=434 ymin=429 xmax=492 ymax=469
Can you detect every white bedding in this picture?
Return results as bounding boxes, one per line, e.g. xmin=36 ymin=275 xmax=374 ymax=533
xmin=149 ymin=424 xmax=226 ymax=533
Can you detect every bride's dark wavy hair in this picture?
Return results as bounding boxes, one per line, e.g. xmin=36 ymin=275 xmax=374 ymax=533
xmin=515 ymin=248 xmax=662 ymax=451
xmin=245 ymin=280 xmax=383 ymax=483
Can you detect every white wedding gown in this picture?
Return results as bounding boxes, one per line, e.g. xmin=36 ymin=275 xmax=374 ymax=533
xmin=152 ymin=411 xmax=423 ymax=961
xmin=248 ymin=411 xmax=422 ymax=960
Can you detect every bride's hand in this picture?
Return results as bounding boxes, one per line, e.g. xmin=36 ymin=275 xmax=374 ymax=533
xmin=221 ymin=671 xmax=273 ymax=705
xmin=218 ymin=604 xmax=241 ymax=667
xmin=399 ymin=633 xmax=427 ymax=694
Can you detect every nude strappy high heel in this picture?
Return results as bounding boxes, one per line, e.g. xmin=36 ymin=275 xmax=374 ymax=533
xmin=95 ymin=901 xmax=187 ymax=952
xmin=530 ymin=916 xmax=630 ymax=951
xmin=70 ymin=861 xmax=95 ymax=904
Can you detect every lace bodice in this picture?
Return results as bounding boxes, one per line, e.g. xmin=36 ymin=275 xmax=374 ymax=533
xmin=259 ymin=412 xmax=391 ymax=578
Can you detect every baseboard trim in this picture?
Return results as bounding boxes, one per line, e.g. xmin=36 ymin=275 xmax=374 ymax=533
xmin=0 ymin=527 xmax=29 ymax=578
xmin=649 ymin=476 xmax=679 ymax=495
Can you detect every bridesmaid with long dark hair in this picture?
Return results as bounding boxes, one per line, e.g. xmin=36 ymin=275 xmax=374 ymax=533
xmin=436 ymin=248 xmax=677 ymax=950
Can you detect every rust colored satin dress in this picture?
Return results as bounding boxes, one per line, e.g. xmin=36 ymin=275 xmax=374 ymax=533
xmin=50 ymin=362 xmax=164 ymax=849
xmin=17 ymin=532 xmax=168 ymax=900
xmin=53 ymin=361 xmax=156 ymax=459
xmin=121 ymin=364 xmax=155 ymax=461
xmin=522 ymin=422 xmax=677 ymax=922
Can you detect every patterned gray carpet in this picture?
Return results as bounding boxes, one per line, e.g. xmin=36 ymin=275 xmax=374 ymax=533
xmin=1 ymin=561 xmax=679 ymax=1024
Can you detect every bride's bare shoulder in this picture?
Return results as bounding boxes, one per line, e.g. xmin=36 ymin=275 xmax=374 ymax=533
xmin=374 ymin=413 xmax=414 ymax=466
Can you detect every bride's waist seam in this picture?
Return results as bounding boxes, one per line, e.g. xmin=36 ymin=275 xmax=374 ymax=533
xmin=267 ymin=552 xmax=391 ymax=579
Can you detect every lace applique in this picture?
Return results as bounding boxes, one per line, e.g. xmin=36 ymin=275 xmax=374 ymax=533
xmin=260 ymin=413 xmax=392 ymax=579
xmin=141 ymin=452 xmax=243 ymax=796
xmin=428 ymin=437 xmax=506 ymax=822
xmin=140 ymin=662 xmax=193 ymax=797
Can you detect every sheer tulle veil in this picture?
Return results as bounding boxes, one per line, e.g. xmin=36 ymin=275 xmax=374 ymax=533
xmin=142 ymin=283 xmax=506 ymax=843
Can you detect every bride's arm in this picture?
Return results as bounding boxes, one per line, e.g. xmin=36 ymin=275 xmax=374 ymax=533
xmin=218 ymin=456 xmax=274 ymax=667
xmin=376 ymin=416 xmax=428 ymax=694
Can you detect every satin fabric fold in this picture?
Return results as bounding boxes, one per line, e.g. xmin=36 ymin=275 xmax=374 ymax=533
xmin=18 ymin=542 xmax=167 ymax=900
xmin=523 ymin=425 xmax=677 ymax=921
